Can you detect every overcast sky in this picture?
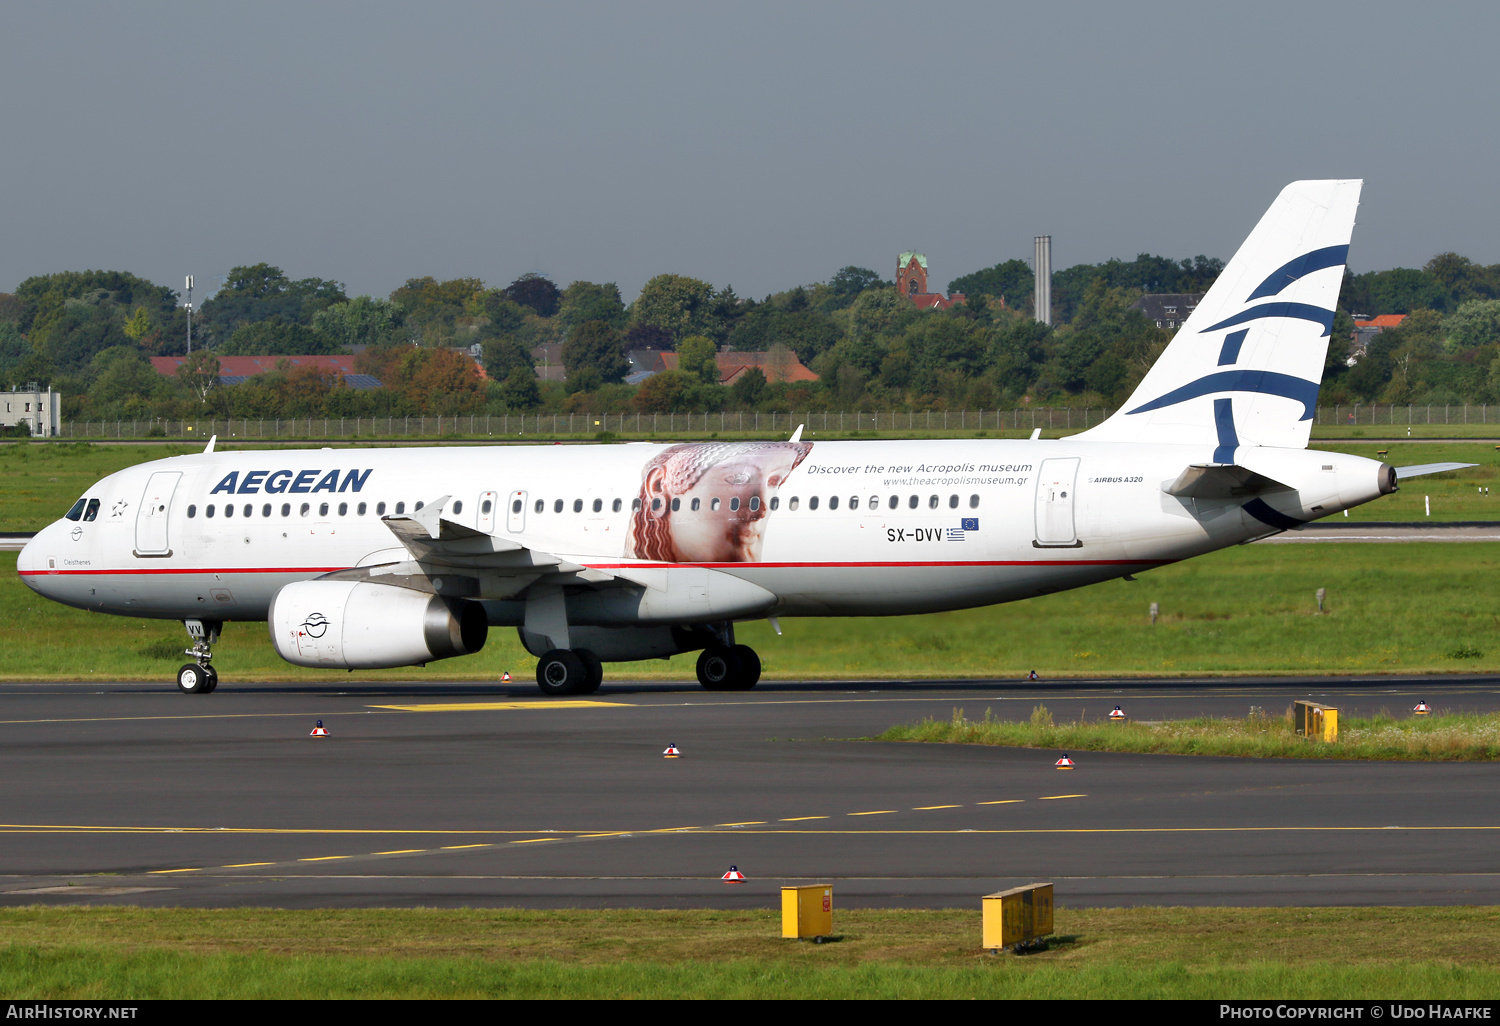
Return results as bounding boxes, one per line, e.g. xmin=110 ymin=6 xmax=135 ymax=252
xmin=3 ymin=2 xmax=1495 ymax=303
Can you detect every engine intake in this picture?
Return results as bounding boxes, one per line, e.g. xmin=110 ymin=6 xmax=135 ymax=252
xmin=269 ymin=579 xmax=487 ymax=669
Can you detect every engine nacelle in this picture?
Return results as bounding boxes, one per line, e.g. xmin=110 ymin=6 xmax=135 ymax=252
xmin=269 ymin=579 xmax=487 ymax=669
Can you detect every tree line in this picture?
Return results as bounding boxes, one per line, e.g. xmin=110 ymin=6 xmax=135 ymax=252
xmin=3 ymin=251 xmax=1500 ymax=423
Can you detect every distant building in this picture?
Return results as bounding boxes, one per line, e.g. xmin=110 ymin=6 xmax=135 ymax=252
xmin=149 ymin=355 xmax=385 ymax=390
xmin=1348 ymin=313 xmax=1407 ymax=365
xmin=659 ymin=350 xmax=818 ymax=386
xmin=897 ymin=253 xmax=965 ymax=310
xmin=1131 ymin=293 xmax=1205 ymax=331
xmin=0 ymin=385 xmax=61 ymax=437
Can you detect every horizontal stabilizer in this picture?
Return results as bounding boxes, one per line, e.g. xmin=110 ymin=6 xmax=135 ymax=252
xmin=1395 ymin=462 xmax=1477 ymax=479
xmin=1165 ymin=463 xmax=1292 ymax=500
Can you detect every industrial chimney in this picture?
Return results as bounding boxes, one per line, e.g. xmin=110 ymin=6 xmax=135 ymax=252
xmin=1033 ymin=236 xmax=1052 ymax=325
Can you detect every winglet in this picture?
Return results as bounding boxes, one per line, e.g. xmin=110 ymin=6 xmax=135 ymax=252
xmin=789 ymin=424 xmax=803 ymax=443
xmin=204 ymin=434 xmax=216 ymax=454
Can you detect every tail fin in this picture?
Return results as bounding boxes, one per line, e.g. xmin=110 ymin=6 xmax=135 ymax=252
xmin=1074 ymin=179 xmax=1362 ymax=455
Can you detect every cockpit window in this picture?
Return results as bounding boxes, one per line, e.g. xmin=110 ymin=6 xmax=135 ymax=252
xmin=83 ymin=499 xmax=100 ymax=521
xmin=64 ymin=499 xmax=86 ymax=521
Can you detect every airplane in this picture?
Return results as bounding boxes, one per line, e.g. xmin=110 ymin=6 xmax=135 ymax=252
xmin=17 ymin=179 xmax=1472 ymax=696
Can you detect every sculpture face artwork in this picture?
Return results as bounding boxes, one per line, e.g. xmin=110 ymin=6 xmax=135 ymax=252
xmin=627 ymin=441 xmax=813 ymax=563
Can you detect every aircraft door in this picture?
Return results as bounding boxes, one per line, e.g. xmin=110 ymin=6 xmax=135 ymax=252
xmin=134 ymin=471 xmax=181 ymax=557
xmin=478 ymin=490 xmax=498 ymax=533
xmin=1034 ymin=458 xmax=1081 ymax=547
xmin=507 ymin=490 xmax=527 ymax=533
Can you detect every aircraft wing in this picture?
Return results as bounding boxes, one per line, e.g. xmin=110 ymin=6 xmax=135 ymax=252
xmin=1165 ymin=464 xmax=1292 ymax=499
xmin=1394 ymin=462 xmax=1477 ymax=479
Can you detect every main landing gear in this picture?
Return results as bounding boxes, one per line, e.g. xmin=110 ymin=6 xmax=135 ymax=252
xmin=535 ymin=648 xmax=604 ymax=696
xmin=177 ymin=618 xmax=221 ymax=695
xmin=696 ymin=644 xmax=761 ymax=691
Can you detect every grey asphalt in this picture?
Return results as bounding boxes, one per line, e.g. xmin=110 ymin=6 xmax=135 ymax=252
xmin=1 ymin=675 xmax=1498 ymax=910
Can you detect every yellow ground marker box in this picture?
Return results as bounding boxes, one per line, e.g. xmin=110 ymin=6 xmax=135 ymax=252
xmin=781 ymin=884 xmax=833 ymax=940
xmin=1293 ymin=700 xmax=1338 ymax=742
xmin=983 ymin=883 xmax=1054 ymax=951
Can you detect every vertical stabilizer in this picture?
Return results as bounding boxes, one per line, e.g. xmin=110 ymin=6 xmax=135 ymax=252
xmin=1073 ymin=179 xmax=1361 ymax=455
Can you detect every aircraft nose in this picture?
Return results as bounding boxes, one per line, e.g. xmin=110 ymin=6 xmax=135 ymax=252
xmin=16 ymin=524 xmax=55 ymax=589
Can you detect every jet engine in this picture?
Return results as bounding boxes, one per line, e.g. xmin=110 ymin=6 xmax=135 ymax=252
xmin=269 ymin=579 xmax=487 ymax=669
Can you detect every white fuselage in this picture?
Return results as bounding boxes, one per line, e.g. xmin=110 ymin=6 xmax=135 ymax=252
xmin=18 ymin=438 xmax=1393 ymax=628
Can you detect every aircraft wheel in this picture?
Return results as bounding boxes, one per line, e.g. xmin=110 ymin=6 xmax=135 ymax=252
xmin=728 ymin=645 xmax=760 ymax=690
xmin=696 ymin=646 xmax=742 ymax=691
xmin=177 ymin=664 xmax=211 ymax=695
xmin=576 ymin=649 xmax=604 ymax=695
xmin=203 ymin=666 xmax=219 ymax=693
xmin=536 ymin=649 xmax=588 ymax=696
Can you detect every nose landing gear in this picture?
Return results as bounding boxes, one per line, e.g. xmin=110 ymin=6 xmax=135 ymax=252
xmin=177 ymin=619 xmax=221 ymax=694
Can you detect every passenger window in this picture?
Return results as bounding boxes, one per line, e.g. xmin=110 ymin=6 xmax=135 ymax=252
xmin=415 ymin=501 xmax=424 ymax=511
xmin=282 ymin=503 xmax=291 ymax=517
xmin=512 ymin=499 xmax=522 ymax=514
xmin=789 ymin=497 xmax=800 ymax=510
xmin=592 ymin=498 xmax=602 ymax=513
xmin=671 ymin=498 xmax=681 ymax=512
xmin=243 ymin=504 xmax=252 ymax=517
xmin=632 ymin=498 xmax=641 ymax=511
xmin=749 ymin=496 xmax=760 ymax=511
xmin=888 ymin=495 xmax=899 ymax=510
xmin=187 ymin=505 xmax=197 ymax=518
xmin=206 ymin=505 xmax=216 ymax=518
xmin=318 ymin=503 xmax=329 ymax=517
xmin=869 ymin=495 xmax=878 ymax=509
xmin=612 ymin=498 xmax=622 ymax=512
xmin=651 ymin=498 xmax=662 ymax=512
xmin=300 ymin=503 xmax=310 ymax=517
xmin=710 ymin=497 xmax=721 ymax=511
xmin=534 ymin=499 xmax=543 ymax=514
xmin=452 ymin=500 xmax=463 ymax=515
xmin=83 ymin=499 xmax=100 ymax=521
xmin=730 ymin=497 xmax=741 ymax=511
xmin=553 ymin=499 xmax=563 ymax=513
xmin=928 ymin=495 xmax=939 ymax=509
xmin=64 ymin=498 xmax=86 ymax=521
xmin=827 ymin=495 xmax=838 ymax=510
xmin=224 ymin=504 xmax=234 ymax=518
xmin=481 ymin=499 xmax=492 ymax=514
xmin=573 ymin=499 xmax=582 ymax=513
xmin=809 ymin=496 xmax=819 ymax=510
xmin=691 ymin=498 xmax=701 ymax=511
xmin=769 ymin=496 xmax=779 ymax=511
xmin=338 ymin=502 xmax=348 ymax=516
xmin=395 ymin=502 xmax=406 ymax=514
xmin=357 ymin=503 xmax=366 ymax=515
xmin=908 ymin=495 xmax=919 ymax=509
xmin=848 ymin=496 xmax=858 ymax=510
xmin=969 ymin=494 xmax=980 ymax=508
xmin=949 ymin=494 xmax=959 ymax=509
xmin=262 ymin=504 xmax=272 ymax=517
xmin=376 ymin=502 xmax=386 ymax=515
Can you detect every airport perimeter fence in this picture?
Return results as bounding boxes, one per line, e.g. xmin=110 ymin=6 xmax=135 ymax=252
xmin=47 ymin=403 xmax=1500 ymax=442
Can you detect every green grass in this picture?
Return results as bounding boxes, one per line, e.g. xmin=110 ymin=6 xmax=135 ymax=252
xmin=5 ymin=540 xmax=1500 ymax=680
xmin=879 ymin=706 xmax=1500 ymax=761
xmin=2 ymin=906 xmax=1499 ymax=998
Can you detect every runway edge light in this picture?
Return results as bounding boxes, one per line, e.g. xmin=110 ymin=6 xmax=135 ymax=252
xmin=722 ymin=865 xmax=746 ymax=882
xmin=1414 ymin=702 xmax=1431 ymax=716
xmin=310 ymin=720 xmax=329 ymax=737
xmin=1055 ymin=754 xmax=1074 ymax=769
xmin=1108 ymin=706 xmax=1126 ymax=722
xmin=663 ymin=743 xmax=682 ymax=758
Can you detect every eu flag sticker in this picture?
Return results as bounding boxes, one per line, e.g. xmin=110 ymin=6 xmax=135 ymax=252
xmin=961 ymin=518 xmax=979 ymax=531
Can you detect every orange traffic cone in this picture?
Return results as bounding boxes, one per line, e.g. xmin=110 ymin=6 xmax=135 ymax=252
xmin=663 ymin=744 xmax=682 ymax=758
xmin=310 ymin=720 xmax=329 ymax=737
xmin=1413 ymin=702 xmax=1431 ymax=716
xmin=1055 ymin=754 xmax=1075 ymax=769
xmin=1108 ymin=706 xmax=1126 ymax=722
xmin=722 ymin=865 xmax=746 ymax=882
